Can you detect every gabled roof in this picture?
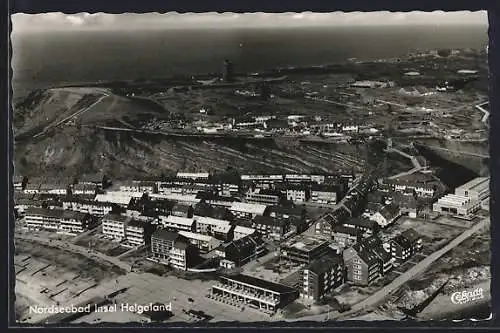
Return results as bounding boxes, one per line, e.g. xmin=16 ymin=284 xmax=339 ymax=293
xmin=343 ymin=217 xmax=377 ymax=230
xmin=152 ymin=228 xmax=179 ymax=242
xmin=333 ymin=224 xmax=362 ymax=237
xmin=253 ymin=215 xmax=283 ymax=227
xmin=307 ymin=253 xmax=343 ymax=275
xmin=378 ymin=203 xmax=400 ymax=220
xmin=401 ymin=228 xmax=421 ymax=243
xmin=268 ymin=205 xmax=304 ymax=216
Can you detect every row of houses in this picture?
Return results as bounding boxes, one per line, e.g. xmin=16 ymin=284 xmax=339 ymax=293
xmin=23 ymin=207 xmax=98 ymax=235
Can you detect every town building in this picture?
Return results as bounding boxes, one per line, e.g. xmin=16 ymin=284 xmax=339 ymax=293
xmin=432 ymin=194 xmax=480 ymax=218
xmin=343 ymin=247 xmax=381 ymax=286
xmin=455 ymin=177 xmax=490 ymax=202
xmin=281 ymin=235 xmax=331 ymax=265
xmin=178 ymin=230 xmax=222 ymax=253
xmin=62 ymin=199 xmax=115 ymax=217
xmin=176 ymin=172 xmax=210 ymax=181
xmin=24 ymin=207 xmax=95 ymax=235
xmin=59 ymin=211 xmax=97 ymax=235
xmin=215 ymin=234 xmax=264 ymax=266
xmin=95 ymin=192 xmax=141 ymax=207
xmin=369 ymin=203 xmax=402 ymax=228
xmin=159 ymin=215 xmax=196 ymax=232
xmin=233 ymin=225 xmax=257 ymax=240
xmin=102 ymin=214 xmax=130 ymax=241
xmin=171 ymin=203 xmax=194 ymax=218
xmin=245 ymin=189 xmax=282 ymax=206
xmin=118 ymin=180 xmax=155 ymax=193
xmin=314 ymin=207 xmax=350 ymax=237
xmin=390 ymin=228 xmax=423 ymax=262
xmin=355 ymin=236 xmax=393 ymax=275
xmin=71 ymin=183 xmax=97 ymax=196
xmin=331 ymin=225 xmax=363 ymax=249
xmin=229 ymin=202 xmax=268 ymax=219
xmin=252 ymin=216 xmax=292 ymax=241
xmin=286 ymin=185 xmax=310 ymax=203
xmin=341 ymin=217 xmax=379 ymax=237
xmin=301 ymin=253 xmax=345 ymax=302
xmin=385 ymin=173 xmax=438 ymax=198
xmin=24 ymin=182 xmax=41 ymax=194
xmin=207 ymin=274 xmax=298 ymax=314
xmin=267 ymin=205 xmax=305 ymax=221
xmin=195 ymin=216 xmax=232 ymax=240
xmin=24 ymin=207 xmax=63 ymax=231
xmin=310 ymin=184 xmax=338 ymax=205
xmin=241 ymin=175 xmax=284 ymax=185
xmin=124 ymin=219 xmax=155 ymax=248
xmin=150 ymin=229 xmax=196 ymax=270
xmin=14 ymin=176 xmax=28 ymax=191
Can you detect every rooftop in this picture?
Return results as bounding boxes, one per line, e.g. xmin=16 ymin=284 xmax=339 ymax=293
xmin=152 ymin=228 xmax=179 ymax=242
xmin=220 ymin=274 xmax=297 ymax=294
xmin=230 ymin=202 xmax=267 ymax=215
xmin=161 ymin=215 xmax=195 ymax=226
xmin=456 ymin=177 xmax=489 ymax=193
xmin=283 ymin=234 xmax=329 ymax=252
xmin=103 ymin=213 xmax=130 ymax=224
xmin=178 ymin=230 xmax=214 ymax=242
xmin=307 ymin=253 xmax=343 ymax=275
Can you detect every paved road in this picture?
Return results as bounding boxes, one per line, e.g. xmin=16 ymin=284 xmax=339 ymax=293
xmin=15 ymin=233 xmax=132 ymax=271
xmin=475 ymin=102 xmax=490 ymax=123
xmin=33 ymin=93 xmax=110 ymax=139
xmin=422 ymin=145 xmax=488 ymax=159
xmin=287 ymin=217 xmax=489 ymax=322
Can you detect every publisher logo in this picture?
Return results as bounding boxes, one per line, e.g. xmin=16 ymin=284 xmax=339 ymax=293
xmin=451 ymin=288 xmax=484 ymax=305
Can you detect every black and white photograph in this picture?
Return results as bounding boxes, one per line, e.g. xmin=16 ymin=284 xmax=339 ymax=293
xmin=10 ymin=11 xmax=491 ymax=325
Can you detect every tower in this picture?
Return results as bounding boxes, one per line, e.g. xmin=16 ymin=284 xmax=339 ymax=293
xmin=223 ymin=59 xmax=234 ymax=83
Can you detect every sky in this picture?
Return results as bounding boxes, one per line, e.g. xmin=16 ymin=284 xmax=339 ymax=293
xmin=11 ymin=11 xmax=488 ymax=33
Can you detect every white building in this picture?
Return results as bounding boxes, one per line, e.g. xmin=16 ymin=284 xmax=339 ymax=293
xmin=233 ymin=225 xmax=257 ymax=240
xmin=286 ymin=187 xmax=309 ymax=203
xmin=178 ymin=230 xmax=221 ymax=253
xmin=176 ymin=172 xmax=210 ymax=181
xmin=95 ymin=192 xmax=141 ymax=207
xmin=119 ymin=181 xmax=155 ymax=193
xmin=195 ymin=216 xmax=232 ymax=239
xmin=125 ymin=220 xmax=147 ymax=247
xmin=62 ymin=199 xmax=113 ymax=217
xmin=369 ymin=204 xmax=402 ymax=228
xmin=229 ymin=202 xmax=268 ymax=219
xmin=433 ymin=194 xmax=480 ymax=218
xmin=455 ymin=177 xmax=489 ymax=202
xmin=102 ymin=214 xmax=130 ymax=241
xmin=160 ymin=215 xmax=195 ymax=232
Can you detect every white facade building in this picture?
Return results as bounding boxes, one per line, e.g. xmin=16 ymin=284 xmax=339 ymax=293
xmin=160 ymin=215 xmax=195 ymax=232
xmin=433 ymin=194 xmax=480 ymax=218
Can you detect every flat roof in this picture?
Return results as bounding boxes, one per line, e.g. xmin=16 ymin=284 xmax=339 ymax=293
xmin=178 ymin=230 xmax=214 ymax=242
xmin=196 ymin=216 xmax=231 ymax=227
xmin=456 ymin=177 xmax=489 ymax=193
xmin=161 ymin=215 xmax=195 ymax=226
xmin=283 ymin=234 xmax=329 ymax=252
xmin=234 ymin=225 xmax=256 ymax=234
xmin=220 ymin=274 xmax=296 ymax=294
xmin=230 ymin=202 xmax=267 ymax=215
